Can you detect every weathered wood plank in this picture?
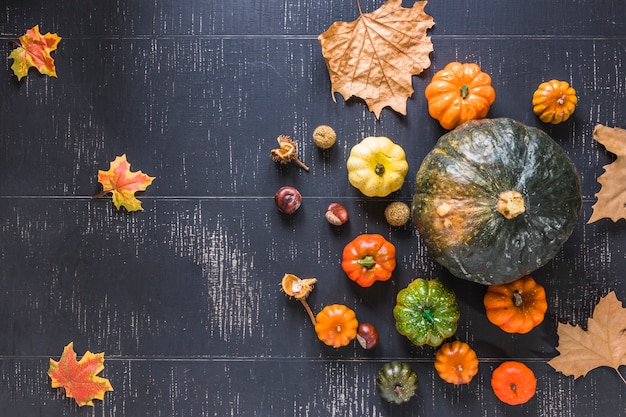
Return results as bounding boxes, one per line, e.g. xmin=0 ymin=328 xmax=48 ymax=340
xmin=0 ymin=358 xmax=624 ymax=416
xmin=0 ymin=38 xmax=624 ymax=199
xmin=0 ymin=200 xmax=622 ymax=360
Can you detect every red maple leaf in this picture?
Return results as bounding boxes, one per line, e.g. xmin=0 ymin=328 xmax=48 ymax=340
xmin=48 ymin=342 xmax=114 ymax=407
xmin=8 ymin=25 xmax=61 ymax=81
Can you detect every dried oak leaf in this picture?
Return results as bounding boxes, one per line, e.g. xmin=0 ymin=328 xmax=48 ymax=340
xmin=318 ymin=0 xmax=434 ymax=118
xmin=588 ymin=124 xmax=626 ymax=223
xmin=548 ymin=291 xmax=626 ymax=384
xmin=8 ymin=25 xmax=61 ymax=81
xmin=48 ymin=342 xmax=114 ymax=407
xmin=96 ymin=154 xmax=155 ymax=212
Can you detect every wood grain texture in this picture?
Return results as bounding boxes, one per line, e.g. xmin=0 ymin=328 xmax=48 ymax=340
xmin=0 ymin=0 xmax=625 ymax=416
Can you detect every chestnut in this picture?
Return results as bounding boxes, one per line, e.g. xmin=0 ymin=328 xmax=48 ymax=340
xmin=274 ymin=186 xmax=302 ymax=214
xmin=325 ymin=202 xmax=348 ymax=225
xmin=356 ymin=322 xmax=380 ymax=349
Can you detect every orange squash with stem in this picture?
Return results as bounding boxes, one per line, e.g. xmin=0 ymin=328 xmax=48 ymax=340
xmin=483 ymin=275 xmax=548 ymax=334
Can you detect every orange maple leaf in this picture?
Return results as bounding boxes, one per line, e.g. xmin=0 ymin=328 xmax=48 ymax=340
xmin=48 ymin=342 xmax=114 ymax=407
xmin=588 ymin=125 xmax=626 ymax=223
xmin=318 ymin=0 xmax=434 ymax=118
xmin=548 ymin=291 xmax=626 ymax=384
xmin=8 ymin=25 xmax=61 ymax=81
xmin=96 ymin=154 xmax=155 ymax=212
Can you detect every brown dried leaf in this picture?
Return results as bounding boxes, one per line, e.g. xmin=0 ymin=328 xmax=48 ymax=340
xmin=318 ymin=0 xmax=434 ymax=118
xmin=588 ymin=124 xmax=626 ymax=223
xmin=548 ymin=292 xmax=626 ymax=383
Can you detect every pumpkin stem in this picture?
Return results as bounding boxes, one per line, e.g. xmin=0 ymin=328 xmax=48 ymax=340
xmin=497 ymin=190 xmax=525 ymax=219
xmin=460 ymin=85 xmax=469 ymax=99
xmin=395 ymin=385 xmax=404 ymax=398
xmin=375 ymin=163 xmax=385 ymax=176
xmin=357 ymin=255 xmax=377 ymax=269
xmin=423 ymin=309 xmax=435 ymax=324
xmin=513 ymin=290 xmax=523 ymax=307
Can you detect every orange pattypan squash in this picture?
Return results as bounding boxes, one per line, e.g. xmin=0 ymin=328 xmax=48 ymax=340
xmin=532 ymin=80 xmax=577 ymax=124
xmin=434 ymin=341 xmax=479 ymax=385
xmin=483 ymin=275 xmax=548 ymax=334
xmin=491 ymin=361 xmax=537 ymax=405
xmin=425 ymin=62 xmax=496 ymax=130
xmin=314 ymin=304 xmax=358 ymax=348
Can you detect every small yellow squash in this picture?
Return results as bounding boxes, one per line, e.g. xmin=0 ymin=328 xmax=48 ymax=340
xmin=346 ymin=136 xmax=408 ymax=197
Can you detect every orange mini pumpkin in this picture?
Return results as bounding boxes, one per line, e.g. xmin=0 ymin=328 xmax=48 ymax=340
xmin=483 ymin=275 xmax=548 ymax=334
xmin=532 ymin=79 xmax=577 ymax=124
xmin=314 ymin=304 xmax=358 ymax=348
xmin=434 ymin=341 xmax=479 ymax=385
xmin=491 ymin=361 xmax=537 ymax=405
xmin=425 ymin=62 xmax=496 ymax=130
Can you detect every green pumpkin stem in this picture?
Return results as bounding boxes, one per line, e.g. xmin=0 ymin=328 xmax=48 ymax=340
xmin=460 ymin=85 xmax=469 ymax=99
xmin=357 ymin=255 xmax=377 ymax=269
xmin=423 ymin=309 xmax=435 ymax=324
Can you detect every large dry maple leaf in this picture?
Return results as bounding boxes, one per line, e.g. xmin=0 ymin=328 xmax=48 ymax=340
xmin=548 ymin=291 xmax=626 ymax=384
xmin=48 ymin=342 xmax=114 ymax=407
xmin=588 ymin=124 xmax=626 ymax=223
xmin=96 ymin=154 xmax=155 ymax=212
xmin=318 ymin=0 xmax=434 ymax=118
xmin=8 ymin=25 xmax=61 ymax=81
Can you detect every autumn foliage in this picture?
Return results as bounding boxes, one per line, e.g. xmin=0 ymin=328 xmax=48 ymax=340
xmin=318 ymin=0 xmax=434 ymax=118
xmin=48 ymin=342 xmax=113 ymax=407
xmin=9 ymin=25 xmax=61 ymax=81
xmin=588 ymin=125 xmax=626 ymax=223
xmin=549 ymin=291 xmax=626 ymax=384
xmin=96 ymin=154 xmax=155 ymax=212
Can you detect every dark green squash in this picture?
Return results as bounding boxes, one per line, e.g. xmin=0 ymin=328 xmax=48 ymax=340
xmin=412 ymin=118 xmax=581 ymax=285
xmin=376 ymin=361 xmax=419 ymax=404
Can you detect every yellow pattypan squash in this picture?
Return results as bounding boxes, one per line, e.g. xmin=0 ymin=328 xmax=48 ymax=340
xmin=347 ymin=136 xmax=408 ymax=197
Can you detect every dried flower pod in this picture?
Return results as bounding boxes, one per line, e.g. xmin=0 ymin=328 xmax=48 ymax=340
xmin=281 ymin=273 xmax=317 ymax=300
xmin=281 ymin=273 xmax=317 ymax=327
xmin=270 ymin=135 xmax=309 ymax=171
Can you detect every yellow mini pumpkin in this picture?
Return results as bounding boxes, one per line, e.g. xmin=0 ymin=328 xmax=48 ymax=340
xmin=532 ymin=80 xmax=577 ymax=124
xmin=346 ymin=136 xmax=408 ymax=197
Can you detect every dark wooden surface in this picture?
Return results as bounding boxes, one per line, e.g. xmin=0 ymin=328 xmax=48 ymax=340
xmin=1 ymin=0 xmax=625 ymax=416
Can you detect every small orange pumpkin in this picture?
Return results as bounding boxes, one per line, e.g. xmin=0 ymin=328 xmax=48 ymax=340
xmin=434 ymin=341 xmax=479 ymax=385
xmin=532 ymin=79 xmax=577 ymax=124
xmin=314 ymin=304 xmax=358 ymax=348
xmin=425 ymin=62 xmax=496 ymax=130
xmin=483 ymin=275 xmax=548 ymax=334
xmin=491 ymin=361 xmax=537 ymax=405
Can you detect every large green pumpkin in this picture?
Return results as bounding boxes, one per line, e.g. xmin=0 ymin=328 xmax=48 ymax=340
xmin=412 ymin=118 xmax=582 ymax=285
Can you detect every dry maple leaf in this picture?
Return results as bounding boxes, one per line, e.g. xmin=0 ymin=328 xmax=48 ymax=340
xmin=318 ymin=0 xmax=434 ymax=118
xmin=95 ymin=154 xmax=155 ymax=212
xmin=588 ymin=125 xmax=626 ymax=223
xmin=548 ymin=291 xmax=626 ymax=384
xmin=48 ymin=342 xmax=114 ymax=407
xmin=8 ymin=25 xmax=61 ymax=81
